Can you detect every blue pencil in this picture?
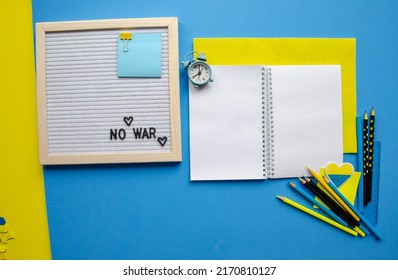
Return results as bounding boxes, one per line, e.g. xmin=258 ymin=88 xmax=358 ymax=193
xmin=289 ymin=182 xmax=348 ymax=227
xmin=323 ymin=176 xmax=382 ymax=240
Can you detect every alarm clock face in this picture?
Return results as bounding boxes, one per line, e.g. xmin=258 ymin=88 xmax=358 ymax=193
xmin=188 ymin=61 xmax=212 ymax=86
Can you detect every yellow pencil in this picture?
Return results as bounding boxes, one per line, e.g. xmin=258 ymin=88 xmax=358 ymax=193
xmin=276 ymin=196 xmax=358 ymax=237
xmin=306 ymin=166 xmax=360 ymax=222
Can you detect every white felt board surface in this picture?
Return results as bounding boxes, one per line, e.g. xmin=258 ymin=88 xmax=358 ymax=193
xmin=35 ymin=18 xmax=181 ymax=164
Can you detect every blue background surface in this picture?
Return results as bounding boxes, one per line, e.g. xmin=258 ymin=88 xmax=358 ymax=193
xmin=32 ymin=0 xmax=398 ymax=259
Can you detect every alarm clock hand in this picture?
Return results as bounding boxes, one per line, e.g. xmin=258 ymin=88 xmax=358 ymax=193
xmin=197 ymin=66 xmax=202 ymax=81
xmin=192 ymin=72 xmax=200 ymax=79
xmin=192 ymin=68 xmax=202 ymax=79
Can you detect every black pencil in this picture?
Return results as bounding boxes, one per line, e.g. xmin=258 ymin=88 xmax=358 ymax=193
xmin=303 ymin=177 xmax=360 ymax=228
xmin=298 ymin=177 xmax=359 ymax=228
xmin=363 ymin=111 xmax=369 ymax=205
xmin=367 ymin=107 xmax=375 ymax=203
xmin=303 ymin=177 xmax=360 ymax=227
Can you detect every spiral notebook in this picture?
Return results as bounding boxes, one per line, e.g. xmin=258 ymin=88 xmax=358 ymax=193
xmin=189 ymin=65 xmax=343 ymax=181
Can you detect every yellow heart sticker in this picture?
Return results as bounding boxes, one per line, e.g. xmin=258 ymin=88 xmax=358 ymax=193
xmin=325 ymin=162 xmax=354 ymax=177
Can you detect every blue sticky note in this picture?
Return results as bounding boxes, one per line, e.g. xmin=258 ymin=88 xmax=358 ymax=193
xmin=117 ymin=33 xmax=162 ymax=78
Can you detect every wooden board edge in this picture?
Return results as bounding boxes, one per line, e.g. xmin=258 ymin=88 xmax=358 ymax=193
xmin=41 ymin=151 xmax=181 ymax=165
xmin=35 ymin=23 xmax=50 ymax=165
xmin=36 ymin=17 xmax=179 ymax=32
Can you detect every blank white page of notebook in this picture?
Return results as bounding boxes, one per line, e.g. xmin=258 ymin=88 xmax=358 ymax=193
xmin=189 ymin=66 xmax=264 ymax=181
xmin=269 ymin=65 xmax=343 ymax=178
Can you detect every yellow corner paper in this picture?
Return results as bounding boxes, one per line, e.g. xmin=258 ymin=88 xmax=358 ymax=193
xmin=338 ymin=172 xmax=361 ymax=205
xmin=0 ymin=1 xmax=51 ymax=259
xmin=315 ymin=168 xmax=360 ymax=208
xmin=194 ymin=38 xmax=357 ymax=153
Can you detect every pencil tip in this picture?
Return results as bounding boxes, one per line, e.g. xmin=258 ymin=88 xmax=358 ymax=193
xmin=364 ymin=111 xmax=368 ymax=119
xmin=306 ymin=166 xmax=314 ymax=173
xmin=371 ymin=107 xmax=375 ymax=115
xmin=276 ymin=195 xmax=284 ymax=201
xmin=289 ymin=182 xmax=296 ymax=187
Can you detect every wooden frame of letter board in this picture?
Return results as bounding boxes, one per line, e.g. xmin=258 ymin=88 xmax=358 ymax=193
xmin=36 ymin=18 xmax=181 ymax=165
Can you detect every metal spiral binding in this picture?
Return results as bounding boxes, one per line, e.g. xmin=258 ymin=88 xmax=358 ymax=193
xmin=261 ymin=68 xmax=266 ymax=177
xmin=265 ymin=67 xmax=275 ymax=178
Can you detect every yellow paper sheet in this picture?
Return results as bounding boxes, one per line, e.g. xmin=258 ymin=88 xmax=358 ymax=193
xmin=194 ymin=38 xmax=357 ymax=153
xmin=0 ymin=1 xmax=51 ymax=259
xmin=339 ymin=172 xmax=361 ymax=205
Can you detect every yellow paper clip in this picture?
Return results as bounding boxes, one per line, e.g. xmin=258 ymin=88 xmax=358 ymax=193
xmin=120 ymin=32 xmax=132 ymax=52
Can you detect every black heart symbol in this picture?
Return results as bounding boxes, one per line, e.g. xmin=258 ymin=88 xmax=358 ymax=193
xmin=123 ymin=116 xmax=133 ymax=126
xmin=157 ymin=137 xmax=167 ymax=147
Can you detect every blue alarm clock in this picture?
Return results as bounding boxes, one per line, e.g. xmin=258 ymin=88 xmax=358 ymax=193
xmin=182 ymin=51 xmax=214 ymax=88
